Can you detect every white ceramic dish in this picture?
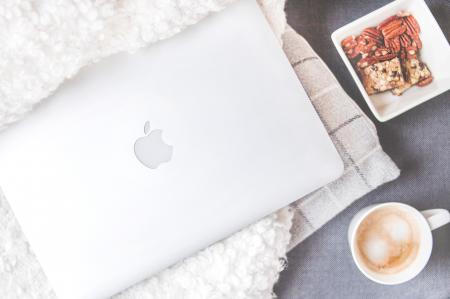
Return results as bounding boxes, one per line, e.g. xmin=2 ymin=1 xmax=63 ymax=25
xmin=331 ymin=0 xmax=450 ymax=122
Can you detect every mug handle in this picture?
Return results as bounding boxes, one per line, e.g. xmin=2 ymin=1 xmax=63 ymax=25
xmin=421 ymin=209 xmax=450 ymax=231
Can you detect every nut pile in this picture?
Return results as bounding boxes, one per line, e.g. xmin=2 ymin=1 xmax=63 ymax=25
xmin=342 ymin=12 xmax=433 ymax=96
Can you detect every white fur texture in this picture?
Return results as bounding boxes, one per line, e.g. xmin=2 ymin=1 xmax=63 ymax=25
xmin=0 ymin=1 xmax=293 ymax=298
xmin=0 ymin=0 xmax=235 ymax=131
xmin=116 ymin=209 xmax=292 ymax=299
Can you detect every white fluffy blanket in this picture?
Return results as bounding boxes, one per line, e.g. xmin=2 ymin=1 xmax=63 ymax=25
xmin=0 ymin=1 xmax=294 ymax=298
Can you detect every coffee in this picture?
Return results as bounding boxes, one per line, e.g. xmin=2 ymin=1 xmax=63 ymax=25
xmin=355 ymin=206 xmax=421 ymax=274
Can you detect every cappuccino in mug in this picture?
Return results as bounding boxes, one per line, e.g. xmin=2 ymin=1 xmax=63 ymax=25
xmin=348 ymin=202 xmax=450 ymax=284
xmin=355 ymin=206 xmax=420 ymax=274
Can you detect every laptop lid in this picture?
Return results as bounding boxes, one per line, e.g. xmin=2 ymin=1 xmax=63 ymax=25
xmin=0 ymin=0 xmax=343 ymax=298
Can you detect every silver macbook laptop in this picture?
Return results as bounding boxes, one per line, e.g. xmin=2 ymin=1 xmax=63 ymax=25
xmin=0 ymin=0 xmax=343 ymax=298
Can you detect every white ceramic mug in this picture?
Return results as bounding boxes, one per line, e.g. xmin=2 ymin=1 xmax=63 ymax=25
xmin=348 ymin=202 xmax=450 ymax=285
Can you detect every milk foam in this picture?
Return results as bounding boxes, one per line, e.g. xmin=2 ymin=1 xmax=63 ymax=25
xmin=355 ymin=206 xmax=420 ymax=274
xmin=363 ymin=234 xmax=389 ymax=264
xmin=382 ymin=214 xmax=411 ymax=242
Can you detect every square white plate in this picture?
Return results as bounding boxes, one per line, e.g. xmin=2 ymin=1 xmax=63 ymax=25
xmin=331 ymin=0 xmax=450 ymax=122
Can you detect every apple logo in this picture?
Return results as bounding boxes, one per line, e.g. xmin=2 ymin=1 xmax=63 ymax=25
xmin=134 ymin=121 xmax=173 ymax=169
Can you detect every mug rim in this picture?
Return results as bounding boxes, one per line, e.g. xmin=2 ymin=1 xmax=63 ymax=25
xmin=349 ymin=202 xmax=433 ymax=285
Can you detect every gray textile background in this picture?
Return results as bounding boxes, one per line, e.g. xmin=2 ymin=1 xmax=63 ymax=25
xmin=275 ymin=0 xmax=450 ymax=298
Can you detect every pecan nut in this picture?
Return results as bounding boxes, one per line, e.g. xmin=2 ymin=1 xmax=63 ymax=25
xmin=386 ymin=36 xmax=401 ymax=53
xmin=404 ymin=15 xmax=420 ymax=35
xmin=399 ymin=33 xmax=412 ymax=48
xmin=383 ymin=23 xmax=407 ymax=40
xmin=361 ymin=27 xmax=384 ymax=45
xmin=380 ymin=18 xmax=404 ymax=36
xmin=377 ymin=15 xmax=400 ymax=30
xmin=403 ymin=15 xmax=422 ymax=49
xmin=411 ymin=35 xmax=422 ymax=49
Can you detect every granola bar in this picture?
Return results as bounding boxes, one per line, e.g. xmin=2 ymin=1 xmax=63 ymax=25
xmin=360 ymin=57 xmax=405 ymax=95
xmin=392 ymin=58 xmax=432 ymax=95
